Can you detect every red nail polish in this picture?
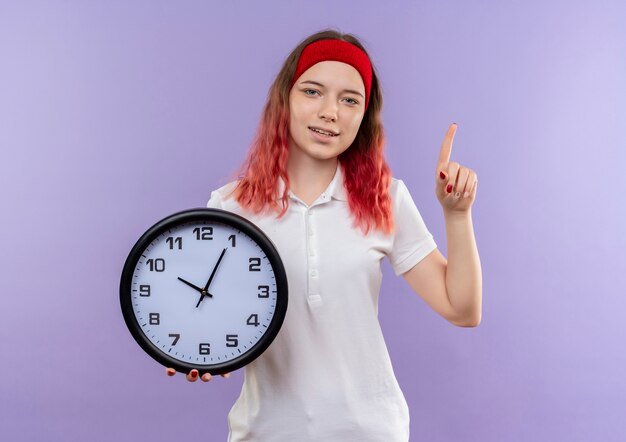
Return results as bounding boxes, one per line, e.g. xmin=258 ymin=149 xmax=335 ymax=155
xmin=446 ymin=184 xmax=453 ymax=193
xmin=191 ymin=371 xmax=197 ymax=378
xmin=440 ymin=171 xmax=446 ymax=180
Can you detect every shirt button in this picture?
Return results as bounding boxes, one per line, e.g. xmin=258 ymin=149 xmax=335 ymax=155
xmin=310 ymin=269 xmax=318 ymax=278
xmin=309 ymin=249 xmax=316 ymax=257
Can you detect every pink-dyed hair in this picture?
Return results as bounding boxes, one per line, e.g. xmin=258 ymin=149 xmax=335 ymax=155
xmin=227 ymin=29 xmax=395 ymax=235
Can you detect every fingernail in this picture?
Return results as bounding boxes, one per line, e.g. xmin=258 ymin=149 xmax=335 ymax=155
xmin=191 ymin=371 xmax=197 ymax=378
xmin=167 ymin=369 xmax=175 ymax=376
xmin=446 ymin=184 xmax=453 ymax=193
xmin=439 ymin=171 xmax=446 ymax=180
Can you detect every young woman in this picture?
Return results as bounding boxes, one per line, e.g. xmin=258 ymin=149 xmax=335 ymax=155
xmin=166 ymin=29 xmax=482 ymax=441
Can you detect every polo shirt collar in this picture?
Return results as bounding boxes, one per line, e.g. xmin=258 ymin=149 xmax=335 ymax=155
xmin=275 ymin=163 xmax=347 ymax=202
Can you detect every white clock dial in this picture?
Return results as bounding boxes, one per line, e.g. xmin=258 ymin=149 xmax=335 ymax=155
xmin=130 ymin=221 xmax=278 ymax=365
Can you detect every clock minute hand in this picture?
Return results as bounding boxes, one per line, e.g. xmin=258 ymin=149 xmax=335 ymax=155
xmin=203 ymin=247 xmax=227 ymax=292
xmin=196 ymin=247 xmax=227 ymax=308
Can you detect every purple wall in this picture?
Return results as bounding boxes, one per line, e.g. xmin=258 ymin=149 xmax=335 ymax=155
xmin=2 ymin=1 xmax=625 ymax=441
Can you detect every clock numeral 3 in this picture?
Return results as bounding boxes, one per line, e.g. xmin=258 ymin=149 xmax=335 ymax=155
xmin=226 ymin=334 xmax=239 ymax=347
xmin=146 ymin=258 xmax=165 ymax=272
xmin=149 ymin=312 xmax=160 ymax=325
xmin=257 ymin=285 xmax=269 ymax=298
xmin=249 ymin=257 xmax=261 ymax=272
xmin=166 ymin=236 xmax=182 ymax=250
xmin=199 ymin=343 xmax=211 ymax=355
xmin=247 ymin=314 xmax=260 ymax=327
xmin=193 ymin=227 xmax=213 ymax=240
xmin=139 ymin=284 xmax=151 ymax=297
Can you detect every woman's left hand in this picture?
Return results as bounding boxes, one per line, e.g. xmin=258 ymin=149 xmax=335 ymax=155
xmin=435 ymin=123 xmax=478 ymax=214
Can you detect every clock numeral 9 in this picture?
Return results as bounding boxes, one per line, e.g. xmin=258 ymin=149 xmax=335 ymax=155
xmin=247 ymin=314 xmax=260 ymax=327
xmin=226 ymin=335 xmax=239 ymax=347
xmin=168 ymin=333 xmax=180 ymax=345
xmin=193 ymin=227 xmax=213 ymax=240
xmin=249 ymin=257 xmax=261 ymax=272
xmin=199 ymin=343 xmax=211 ymax=355
xmin=257 ymin=285 xmax=269 ymax=298
xmin=146 ymin=258 xmax=165 ymax=272
xmin=139 ymin=284 xmax=151 ymax=297
xmin=149 ymin=313 xmax=160 ymax=325
xmin=166 ymin=236 xmax=182 ymax=250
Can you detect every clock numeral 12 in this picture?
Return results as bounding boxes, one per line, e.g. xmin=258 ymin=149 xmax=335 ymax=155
xmin=193 ymin=227 xmax=213 ymax=240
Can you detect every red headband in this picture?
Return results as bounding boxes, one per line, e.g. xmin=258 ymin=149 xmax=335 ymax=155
xmin=292 ymin=39 xmax=373 ymax=110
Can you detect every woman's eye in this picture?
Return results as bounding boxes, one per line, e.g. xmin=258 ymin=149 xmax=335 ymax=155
xmin=302 ymin=89 xmax=358 ymax=105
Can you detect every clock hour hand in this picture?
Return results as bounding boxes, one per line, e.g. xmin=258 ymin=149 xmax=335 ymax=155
xmin=196 ymin=247 xmax=227 ymax=308
xmin=177 ymin=277 xmax=213 ymax=298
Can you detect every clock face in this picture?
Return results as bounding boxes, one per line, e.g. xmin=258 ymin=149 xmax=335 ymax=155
xmin=120 ymin=209 xmax=288 ymax=375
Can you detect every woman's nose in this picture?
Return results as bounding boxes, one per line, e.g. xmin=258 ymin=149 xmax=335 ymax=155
xmin=318 ymin=98 xmax=338 ymax=122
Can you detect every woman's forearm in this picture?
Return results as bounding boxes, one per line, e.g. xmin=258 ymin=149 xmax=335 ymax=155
xmin=444 ymin=210 xmax=483 ymax=325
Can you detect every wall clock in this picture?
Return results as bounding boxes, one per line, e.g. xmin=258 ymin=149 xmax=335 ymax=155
xmin=120 ymin=208 xmax=288 ymax=375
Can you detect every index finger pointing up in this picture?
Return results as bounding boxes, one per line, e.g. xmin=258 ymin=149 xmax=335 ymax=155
xmin=437 ymin=123 xmax=457 ymax=170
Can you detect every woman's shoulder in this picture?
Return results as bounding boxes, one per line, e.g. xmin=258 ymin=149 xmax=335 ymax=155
xmin=388 ymin=176 xmax=408 ymax=199
xmin=387 ymin=175 xmax=423 ymax=213
xmin=213 ymin=179 xmax=240 ymax=197
xmin=207 ymin=179 xmax=240 ymax=209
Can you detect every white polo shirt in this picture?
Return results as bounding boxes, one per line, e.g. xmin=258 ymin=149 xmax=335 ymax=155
xmin=206 ymin=163 xmax=437 ymax=442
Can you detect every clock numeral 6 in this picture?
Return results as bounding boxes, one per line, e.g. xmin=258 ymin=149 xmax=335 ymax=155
xmin=247 ymin=314 xmax=260 ymax=327
xmin=249 ymin=257 xmax=261 ymax=272
xmin=166 ymin=236 xmax=182 ymax=250
xmin=168 ymin=333 xmax=180 ymax=345
xmin=199 ymin=343 xmax=211 ymax=355
xmin=257 ymin=285 xmax=269 ymax=298
xmin=226 ymin=334 xmax=239 ymax=347
xmin=139 ymin=284 xmax=151 ymax=297
xmin=193 ymin=227 xmax=213 ymax=240
xmin=149 ymin=312 xmax=160 ymax=325
xmin=146 ymin=258 xmax=165 ymax=272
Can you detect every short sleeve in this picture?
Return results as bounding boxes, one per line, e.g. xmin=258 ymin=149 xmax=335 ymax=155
xmin=388 ymin=179 xmax=438 ymax=276
xmin=206 ymin=190 xmax=223 ymax=209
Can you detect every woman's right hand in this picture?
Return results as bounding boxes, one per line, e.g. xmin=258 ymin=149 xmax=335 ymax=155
xmin=165 ymin=367 xmax=231 ymax=382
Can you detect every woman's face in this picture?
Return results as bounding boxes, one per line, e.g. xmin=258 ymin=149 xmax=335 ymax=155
xmin=288 ymin=61 xmax=366 ymax=162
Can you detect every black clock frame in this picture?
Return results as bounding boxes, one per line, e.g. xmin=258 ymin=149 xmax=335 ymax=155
xmin=119 ymin=208 xmax=288 ymax=375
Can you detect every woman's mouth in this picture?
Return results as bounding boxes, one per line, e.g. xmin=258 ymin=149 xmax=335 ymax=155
xmin=309 ymin=127 xmax=339 ymax=137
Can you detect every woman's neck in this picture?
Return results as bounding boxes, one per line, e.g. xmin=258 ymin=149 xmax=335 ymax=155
xmin=286 ymin=150 xmax=338 ymax=206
